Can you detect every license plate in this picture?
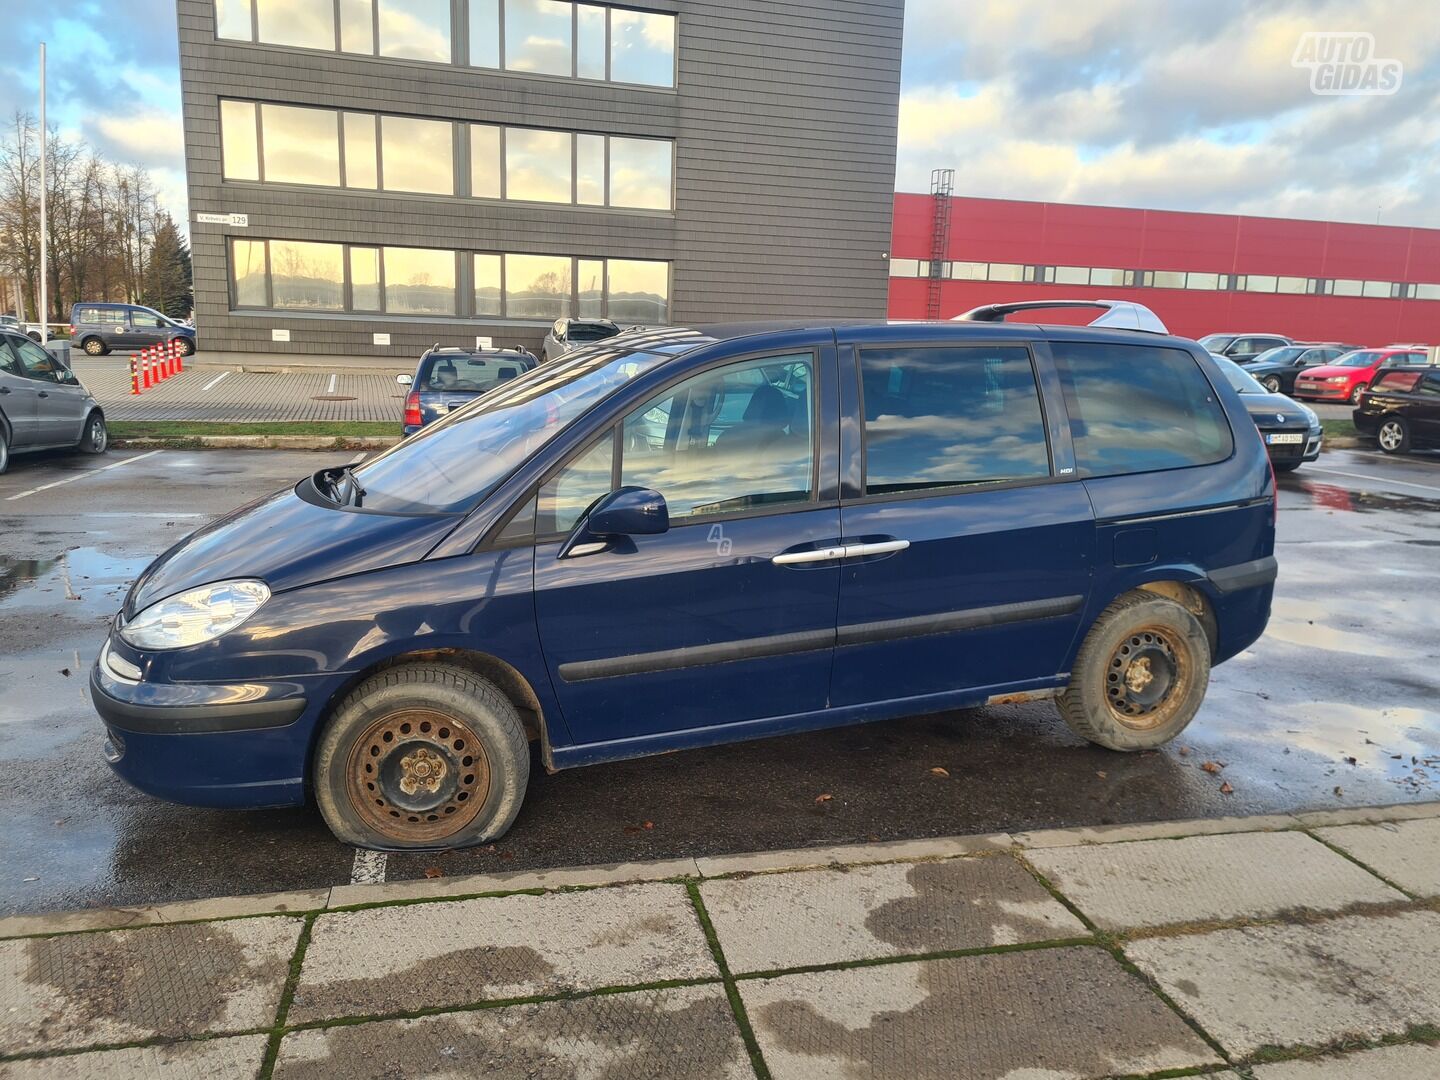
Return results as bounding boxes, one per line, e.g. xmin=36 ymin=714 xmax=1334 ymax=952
xmin=1267 ymin=433 xmax=1304 ymax=445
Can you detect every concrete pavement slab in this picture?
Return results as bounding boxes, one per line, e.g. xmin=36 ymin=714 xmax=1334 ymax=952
xmin=291 ymin=883 xmax=716 ymax=1023
xmin=1252 ymin=1043 xmax=1440 ymax=1078
xmin=693 ymin=832 xmax=1012 ymax=877
xmin=1313 ymin=818 xmax=1440 ymax=897
xmin=701 ymin=855 xmax=1087 ymax=973
xmin=1026 ymin=830 xmax=1402 ymax=931
xmin=1014 ymin=813 xmax=1299 ymax=849
xmin=1125 ymin=909 xmax=1440 ymax=1055
xmin=273 ymin=985 xmax=750 ymax=1079
xmin=740 ymin=946 xmax=1220 ymax=1079
xmin=0 ymin=917 xmax=302 ymax=1054
xmin=0 ymin=1034 xmax=270 ymax=1079
xmin=0 ymin=890 xmax=330 ymax=941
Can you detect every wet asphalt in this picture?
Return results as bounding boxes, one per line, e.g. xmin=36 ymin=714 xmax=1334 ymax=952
xmin=0 ymin=446 xmax=1437 ymax=916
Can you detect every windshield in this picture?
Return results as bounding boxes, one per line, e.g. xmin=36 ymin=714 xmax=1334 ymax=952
xmin=1334 ymin=351 xmax=1382 ymax=368
xmin=349 ymin=332 xmax=708 ymax=513
xmin=1197 ymin=334 xmax=1233 ymax=349
xmin=1250 ymin=347 xmax=1303 ymax=366
xmin=1214 ymin=356 xmax=1267 ymax=395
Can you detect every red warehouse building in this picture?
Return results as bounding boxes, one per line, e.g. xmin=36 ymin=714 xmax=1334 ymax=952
xmin=888 ymin=191 xmax=1440 ymax=346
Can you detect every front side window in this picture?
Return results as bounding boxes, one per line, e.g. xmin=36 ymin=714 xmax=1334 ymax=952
xmin=619 ymin=353 xmax=814 ymax=521
xmin=131 ymin=311 xmax=165 ymax=328
xmin=540 ymin=434 xmax=614 ymax=534
xmin=1051 ymin=341 xmax=1233 ymax=477
xmin=10 ymin=338 xmax=60 ymax=381
xmin=860 ymin=346 xmax=1050 ymax=495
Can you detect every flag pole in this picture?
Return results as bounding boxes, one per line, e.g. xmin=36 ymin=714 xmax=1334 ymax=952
xmin=38 ymin=41 xmax=48 ymax=345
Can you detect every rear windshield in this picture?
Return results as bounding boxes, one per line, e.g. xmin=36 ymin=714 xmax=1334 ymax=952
xmin=568 ymin=323 xmax=620 ymax=343
xmin=417 ymin=353 xmax=530 ymax=393
xmin=1050 ymin=341 xmax=1234 ymax=477
xmin=1373 ymin=371 xmax=1423 ymax=393
xmin=351 ymin=337 xmax=702 ymax=513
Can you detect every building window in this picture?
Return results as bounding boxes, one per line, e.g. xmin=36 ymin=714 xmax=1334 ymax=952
xmin=1276 ymin=276 xmax=1306 ymax=294
xmin=505 ymin=128 xmax=573 ymax=203
xmin=576 ymin=4 xmax=607 ymax=79
xmin=261 ymin=104 xmax=341 ymax=186
xmin=1361 ymin=280 xmax=1391 ymax=298
xmin=343 ymin=113 xmax=379 ymax=188
xmin=230 ymin=239 xmax=669 ymax=322
xmin=254 ymin=0 xmax=334 ymax=50
xmin=609 ymin=137 xmax=671 ymax=209
xmin=1184 ymin=272 xmax=1219 ymax=290
xmin=576 ymin=134 xmax=605 ymax=205
xmin=270 ymin=240 xmax=345 ymax=310
xmin=1152 ymin=271 xmax=1185 ymax=289
xmin=888 ymin=259 xmax=918 ymax=278
xmin=377 ymin=0 xmax=452 ymax=62
xmin=220 ymin=100 xmax=260 ymax=181
xmin=1417 ymin=284 xmax=1440 ymax=301
xmin=1242 ymin=275 xmax=1278 ymax=293
xmin=610 ymin=8 xmax=674 ymax=86
xmin=340 ymin=0 xmax=375 ymax=53
xmin=950 ymin=261 xmax=987 ymax=281
xmin=1332 ymin=279 xmax=1363 ymax=296
xmin=215 ymin=0 xmax=253 ymax=40
xmin=988 ymin=263 xmax=1023 ymax=282
xmin=505 ymin=0 xmax=573 ymax=75
xmin=470 ymin=124 xmax=503 ymax=198
xmin=380 ymin=115 xmax=454 ymax=194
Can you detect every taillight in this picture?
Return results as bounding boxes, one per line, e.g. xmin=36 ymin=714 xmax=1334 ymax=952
xmin=403 ymin=392 xmax=421 ymax=428
xmin=69 ymin=325 xmax=76 ymax=337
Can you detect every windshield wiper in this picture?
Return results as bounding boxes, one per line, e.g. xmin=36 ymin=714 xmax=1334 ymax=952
xmin=320 ymin=465 xmax=366 ymax=506
xmin=339 ymin=465 xmax=366 ymax=506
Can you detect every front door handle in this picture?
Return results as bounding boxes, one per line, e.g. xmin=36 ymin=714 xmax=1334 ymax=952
xmin=0 ymin=386 xmax=9 ymax=394
xmin=773 ymin=545 xmax=847 ymax=566
xmin=36 ymin=390 xmax=49 ymax=398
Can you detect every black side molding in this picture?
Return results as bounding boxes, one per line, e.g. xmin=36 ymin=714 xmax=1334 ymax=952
xmin=1207 ymin=555 xmax=1279 ymax=594
xmin=836 ymin=595 xmax=1085 ymax=648
xmin=91 ymin=674 xmax=306 ymax=734
xmin=559 ymin=627 xmax=835 ymax=683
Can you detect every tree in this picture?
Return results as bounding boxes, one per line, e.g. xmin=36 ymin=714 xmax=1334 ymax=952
xmin=142 ymin=214 xmax=193 ymax=318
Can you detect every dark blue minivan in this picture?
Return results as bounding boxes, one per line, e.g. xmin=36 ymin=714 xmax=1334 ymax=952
xmin=91 ymin=302 xmax=1277 ymax=850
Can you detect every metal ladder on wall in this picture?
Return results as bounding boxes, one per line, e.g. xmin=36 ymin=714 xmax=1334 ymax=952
xmin=927 ymin=168 xmax=954 ymax=320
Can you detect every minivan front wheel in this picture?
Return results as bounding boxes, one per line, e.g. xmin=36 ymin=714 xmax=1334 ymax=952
xmin=1058 ymin=592 xmax=1211 ymax=751
xmin=314 ymin=663 xmax=529 ymax=850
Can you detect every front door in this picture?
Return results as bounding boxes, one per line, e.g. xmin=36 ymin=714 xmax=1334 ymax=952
xmin=0 ymin=341 xmax=38 ymax=446
xmin=127 ymin=309 xmax=168 ymax=349
xmin=8 ymin=337 xmax=88 ymax=446
xmin=830 ymin=339 xmax=1094 ymax=707
xmin=534 ymin=348 xmax=841 ymax=752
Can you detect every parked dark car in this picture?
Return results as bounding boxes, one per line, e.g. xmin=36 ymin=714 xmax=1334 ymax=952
xmin=91 ymin=303 xmax=1277 ymax=850
xmin=1197 ymin=333 xmax=1294 ymax=364
xmin=1212 ymin=356 xmax=1321 ymax=471
xmin=542 ymin=318 xmax=621 ymax=363
xmin=0 ymin=328 xmax=108 ymax=474
xmin=1241 ymin=345 xmax=1357 ymax=394
xmin=399 ymin=346 xmax=538 ymax=435
xmin=70 ymin=302 xmax=196 ymax=357
xmin=1352 ymin=367 xmax=1440 ymax=454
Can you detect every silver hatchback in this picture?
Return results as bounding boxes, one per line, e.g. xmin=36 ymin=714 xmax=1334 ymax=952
xmin=0 ymin=330 xmax=108 ymax=474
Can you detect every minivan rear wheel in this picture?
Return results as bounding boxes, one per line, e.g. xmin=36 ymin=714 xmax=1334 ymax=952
xmin=314 ymin=663 xmax=529 ymax=850
xmin=1058 ymin=592 xmax=1211 ymax=751
xmin=82 ymin=337 xmax=108 ymax=356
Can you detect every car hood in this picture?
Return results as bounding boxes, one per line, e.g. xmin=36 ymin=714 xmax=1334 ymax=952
xmin=123 ymin=482 xmax=459 ymax=618
xmin=1296 ymin=364 xmax=1363 ymax=379
xmin=1240 ymin=392 xmax=1316 ymax=427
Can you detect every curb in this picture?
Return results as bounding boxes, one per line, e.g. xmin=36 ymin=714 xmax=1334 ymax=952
xmin=112 ymin=435 xmax=401 ymax=451
xmin=1324 ymin=436 xmax=1365 ymax=449
xmin=2 ymin=800 xmax=1435 ymax=939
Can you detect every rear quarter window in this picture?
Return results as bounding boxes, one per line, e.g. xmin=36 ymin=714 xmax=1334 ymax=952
xmin=1050 ymin=341 xmax=1234 ymax=478
xmin=1374 ymin=371 xmax=1422 ymax=394
xmin=76 ymin=307 xmax=119 ymax=324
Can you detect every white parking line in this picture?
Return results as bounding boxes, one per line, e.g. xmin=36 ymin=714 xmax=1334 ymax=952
xmin=1306 ymin=466 xmax=1440 ymax=495
xmin=348 ymin=452 xmax=367 ymax=464
xmin=4 ymin=450 xmax=164 ymax=502
xmin=327 ymin=374 xmax=338 ymax=394
xmin=201 ymin=370 xmax=230 ymax=391
xmin=350 ymin=849 xmax=387 ymax=885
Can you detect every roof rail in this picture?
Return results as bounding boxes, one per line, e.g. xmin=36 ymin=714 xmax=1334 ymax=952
xmin=953 ymin=299 xmax=1169 ymax=335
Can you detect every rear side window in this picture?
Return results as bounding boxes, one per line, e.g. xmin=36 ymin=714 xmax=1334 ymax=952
xmin=1050 ymin=342 xmax=1233 ymax=477
xmin=1374 ymin=371 xmax=1422 ymax=394
xmin=1423 ymin=373 xmax=1440 ymax=396
xmin=76 ymin=306 xmax=119 ymax=324
xmin=859 ymin=345 xmax=1051 ymax=495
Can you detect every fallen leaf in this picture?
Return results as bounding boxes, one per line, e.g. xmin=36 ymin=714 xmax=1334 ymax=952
xmin=1334 ymin=786 xmax=1345 ymax=797
xmin=929 ymin=767 xmax=950 ymax=777
xmin=1219 ymin=781 xmax=1234 ymax=795
xmin=642 ymin=820 xmax=655 ymax=830
xmin=1096 ymin=771 xmax=1107 ymax=779
xmin=1177 ymin=746 xmax=1191 ymax=756
xmin=59 ymin=668 xmax=71 ymax=677
xmin=815 ymin=793 xmax=833 ymax=803
xmin=1201 ymin=761 xmax=1223 ymax=774
xmin=1344 ymin=756 xmax=1358 ymax=765
xmin=498 ymin=851 xmax=514 ymax=861
xmin=423 ymin=866 xmax=444 ymax=879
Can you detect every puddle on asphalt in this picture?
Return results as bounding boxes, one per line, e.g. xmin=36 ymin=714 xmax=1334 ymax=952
xmin=1263 ymin=596 xmax=1413 ymax=658
xmin=0 ymin=559 xmax=59 ymax=601
xmin=1280 ymin=700 xmax=1440 ymax=796
xmin=1287 ymin=478 xmax=1440 ymax=514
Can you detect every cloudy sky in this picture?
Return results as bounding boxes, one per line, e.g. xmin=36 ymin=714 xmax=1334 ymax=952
xmin=0 ymin=0 xmax=1436 ymax=228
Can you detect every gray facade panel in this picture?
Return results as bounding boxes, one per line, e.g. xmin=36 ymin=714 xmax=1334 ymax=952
xmin=179 ymin=0 xmax=902 ymax=356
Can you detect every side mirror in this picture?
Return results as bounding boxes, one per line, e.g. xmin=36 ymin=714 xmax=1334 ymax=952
xmin=396 ymin=373 xmax=413 ymax=386
xmin=560 ymin=487 xmax=668 ymax=558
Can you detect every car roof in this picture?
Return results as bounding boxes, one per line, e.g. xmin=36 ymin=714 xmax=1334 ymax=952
xmin=679 ymin=318 xmax=1206 ymax=353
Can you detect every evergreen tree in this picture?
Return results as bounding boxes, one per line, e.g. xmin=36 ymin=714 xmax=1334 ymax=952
xmin=142 ymin=214 xmax=192 ymax=319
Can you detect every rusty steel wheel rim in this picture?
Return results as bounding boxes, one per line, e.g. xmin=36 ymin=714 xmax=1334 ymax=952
xmin=345 ymin=709 xmax=491 ymax=844
xmin=1104 ymin=624 xmax=1191 ymax=731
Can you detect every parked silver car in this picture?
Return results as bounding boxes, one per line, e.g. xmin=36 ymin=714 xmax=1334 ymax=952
xmin=0 ymin=329 xmax=108 ymax=474
xmin=541 ymin=318 xmax=622 ymax=363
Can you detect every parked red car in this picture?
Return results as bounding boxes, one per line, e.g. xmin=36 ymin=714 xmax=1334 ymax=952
xmin=1293 ymin=347 xmax=1430 ymax=404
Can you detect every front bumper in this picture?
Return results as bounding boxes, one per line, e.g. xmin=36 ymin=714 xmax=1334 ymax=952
xmin=1259 ymin=427 xmax=1322 ymax=464
xmin=90 ymin=642 xmax=312 ymax=808
xmin=1293 ymin=383 xmax=1351 ymax=400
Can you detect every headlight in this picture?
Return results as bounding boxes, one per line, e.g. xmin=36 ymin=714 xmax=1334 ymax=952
xmin=120 ymin=580 xmax=270 ymax=650
xmin=1326 ymin=377 xmax=1347 ymax=384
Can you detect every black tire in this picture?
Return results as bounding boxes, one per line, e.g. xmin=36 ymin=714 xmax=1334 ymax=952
xmin=175 ymin=337 xmax=195 ymax=357
xmin=0 ymin=424 xmax=9 ymax=475
xmin=82 ymin=337 xmax=108 ymax=356
xmin=314 ymin=663 xmax=530 ymax=850
xmin=1261 ymin=375 xmax=1282 ymax=393
xmin=79 ymin=411 xmax=108 ymax=455
xmin=1349 ymin=382 xmax=1368 ymax=405
xmin=1377 ymin=416 xmax=1411 ymax=455
xmin=1057 ymin=592 xmax=1211 ymax=751
xmin=1273 ymin=460 xmax=1301 ymax=473
xmin=26 ymin=330 xmax=40 ymax=342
